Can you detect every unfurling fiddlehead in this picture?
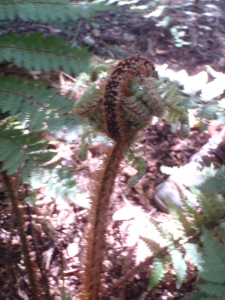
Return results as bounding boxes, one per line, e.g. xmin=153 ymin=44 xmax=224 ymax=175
xmin=75 ymin=55 xmax=189 ymax=299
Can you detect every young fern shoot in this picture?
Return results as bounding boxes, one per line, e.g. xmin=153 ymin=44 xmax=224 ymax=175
xmin=75 ymin=55 xmax=189 ymax=299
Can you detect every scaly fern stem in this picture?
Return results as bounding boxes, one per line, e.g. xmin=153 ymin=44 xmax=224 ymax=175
xmin=82 ymin=141 xmax=128 ymax=300
xmin=0 ymin=170 xmax=40 ymax=300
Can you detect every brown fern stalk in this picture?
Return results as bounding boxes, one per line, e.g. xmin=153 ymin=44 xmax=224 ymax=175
xmin=0 ymin=170 xmax=40 ymax=300
xmin=82 ymin=141 xmax=128 ymax=300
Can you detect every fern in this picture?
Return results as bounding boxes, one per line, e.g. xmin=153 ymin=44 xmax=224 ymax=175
xmin=0 ymin=76 xmax=84 ymax=132
xmin=183 ymin=243 xmax=203 ymax=271
xmin=0 ymin=0 xmax=113 ymax=22
xmin=165 ymin=196 xmax=195 ymax=236
xmin=0 ymin=33 xmax=91 ymax=74
xmin=197 ymin=165 xmax=225 ymax=194
xmin=0 ymin=123 xmax=56 ymax=180
xmin=197 ymin=102 xmax=219 ymax=121
xmin=29 ymin=167 xmax=90 ymax=208
xmin=148 ymin=259 xmax=166 ymax=291
xmin=185 ymin=229 xmax=225 ymax=299
xmin=170 ymin=248 xmax=187 ymax=289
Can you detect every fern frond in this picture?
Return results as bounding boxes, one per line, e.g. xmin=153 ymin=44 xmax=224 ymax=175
xmin=128 ymin=156 xmax=146 ymax=186
xmin=0 ymin=0 xmax=113 ymax=22
xmin=29 ymin=168 xmax=90 ymax=208
xmin=0 ymin=33 xmax=91 ymax=73
xmin=197 ymin=283 xmax=225 ymax=297
xmin=140 ymin=236 xmax=163 ymax=255
xmin=195 ymin=190 xmax=225 ymax=223
xmin=184 ymin=291 xmax=215 ymax=300
xmin=183 ymin=243 xmax=203 ymax=271
xmin=197 ymin=165 xmax=225 ymax=195
xmin=148 ymin=259 xmax=166 ymax=291
xmin=170 ymin=248 xmax=187 ymax=289
xmin=0 ymin=124 xmax=55 ymax=180
xmin=197 ymin=102 xmax=219 ymax=121
xmin=199 ymin=228 xmax=225 ymax=284
xmin=166 ymin=196 xmax=194 ymax=236
xmin=0 ymin=76 xmax=83 ymax=132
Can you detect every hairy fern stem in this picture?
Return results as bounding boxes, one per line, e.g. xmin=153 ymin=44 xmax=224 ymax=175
xmin=82 ymin=141 xmax=128 ymax=300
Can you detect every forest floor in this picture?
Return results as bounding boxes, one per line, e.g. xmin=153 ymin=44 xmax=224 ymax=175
xmin=0 ymin=0 xmax=225 ymax=299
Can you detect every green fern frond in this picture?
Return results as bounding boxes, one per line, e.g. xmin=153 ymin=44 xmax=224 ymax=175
xmin=152 ymin=78 xmax=190 ymax=136
xmin=75 ymin=83 xmax=104 ymax=129
xmin=0 ymin=33 xmax=91 ymax=73
xmin=194 ymin=190 xmax=225 ymax=223
xmin=199 ymin=228 xmax=225 ymax=283
xmin=197 ymin=165 xmax=225 ymax=194
xmin=150 ymin=219 xmax=174 ymax=243
xmin=170 ymin=248 xmax=187 ymax=289
xmin=0 ymin=76 xmax=83 ymax=132
xmin=29 ymin=167 xmax=90 ymax=208
xmin=166 ymin=196 xmax=194 ymax=236
xmin=184 ymin=291 xmax=216 ymax=300
xmin=140 ymin=236 xmax=163 ymax=254
xmin=148 ymin=259 xmax=166 ymax=291
xmin=197 ymin=102 xmax=219 ymax=121
xmin=198 ymin=283 xmax=225 ymax=298
xmin=183 ymin=243 xmax=203 ymax=271
xmin=0 ymin=0 xmax=113 ymax=22
xmin=128 ymin=156 xmax=146 ymax=186
xmin=0 ymin=124 xmax=56 ymax=179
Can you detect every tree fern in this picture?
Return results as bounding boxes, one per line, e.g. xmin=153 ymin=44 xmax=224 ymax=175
xmin=0 ymin=33 xmax=91 ymax=74
xmin=0 ymin=0 xmax=113 ymax=22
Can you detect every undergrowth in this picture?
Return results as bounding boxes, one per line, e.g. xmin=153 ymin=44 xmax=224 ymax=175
xmin=142 ymin=163 xmax=225 ymax=299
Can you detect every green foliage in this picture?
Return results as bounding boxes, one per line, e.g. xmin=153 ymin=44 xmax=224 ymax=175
xmin=144 ymin=162 xmax=225 ymax=297
xmin=0 ymin=33 xmax=91 ymax=74
xmin=0 ymin=75 xmax=84 ymax=132
xmin=0 ymin=0 xmax=113 ymax=22
xmin=60 ymin=287 xmax=72 ymax=300
xmin=196 ymin=165 xmax=225 ymax=194
xmin=148 ymin=259 xmax=166 ymax=291
xmin=170 ymin=248 xmax=187 ymax=289
xmin=0 ymin=122 xmax=55 ymax=180
xmin=29 ymin=167 xmax=90 ymax=208
xmin=185 ymin=229 xmax=225 ymax=299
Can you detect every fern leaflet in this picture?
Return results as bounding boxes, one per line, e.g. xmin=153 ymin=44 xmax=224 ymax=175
xmin=170 ymin=248 xmax=187 ymax=289
xmin=0 ymin=76 xmax=84 ymax=132
xmin=0 ymin=33 xmax=91 ymax=74
xmin=0 ymin=124 xmax=56 ymax=180
xmin=148 ymin=259 xmax=166 ymax=291
xmin=0 ymin=0 xmax=113 ymax=22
